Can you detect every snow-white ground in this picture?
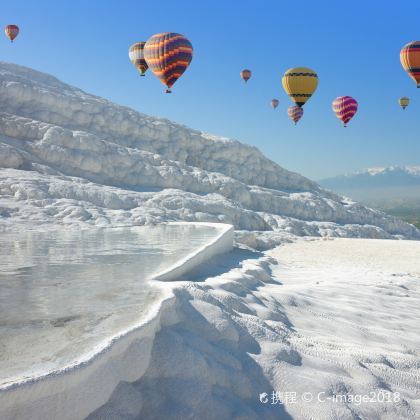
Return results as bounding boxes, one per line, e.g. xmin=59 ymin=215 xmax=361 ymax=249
xmin=83 ymin=238 xmax=420 ymax=420
xmin=265 ymin=239 xmax=420 ymax=419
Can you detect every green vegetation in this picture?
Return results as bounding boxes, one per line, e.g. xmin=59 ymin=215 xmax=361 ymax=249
xmin=397 ymin=216 xmax=420 ymax=229
xmin=353 ymin=197 xmax=420 ymax=229
xmin=382 ymin=206 xmax=420 ymax=229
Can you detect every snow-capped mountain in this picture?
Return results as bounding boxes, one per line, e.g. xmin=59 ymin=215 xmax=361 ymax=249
xmin=320 ymin=166 xmax=420 ymax=188
xmin=0 ymin=61 xmax=419 ymax=245
xmin=319 ymin=166 xmax=420 ymax=206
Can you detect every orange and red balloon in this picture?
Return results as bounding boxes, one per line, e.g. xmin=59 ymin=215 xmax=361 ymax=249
xmin=5 ymin=25 xmax=19 ymax=42
xmin=400 ymin=41 xmax=420 ymax=88
xmin=144 ymin=32 xmax=193 ymax=93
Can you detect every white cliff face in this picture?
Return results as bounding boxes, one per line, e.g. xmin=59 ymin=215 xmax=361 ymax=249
xmin=0 ymin=61 xmax=419 ymax=246
xmin=0 ymin=62 xmax=314 ymax=192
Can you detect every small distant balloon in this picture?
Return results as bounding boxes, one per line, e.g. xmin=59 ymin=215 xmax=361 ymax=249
xmin=282 ymin=67 xmax=318 ymax=107
xmin=5 ymin=25 xmax=19 ymax=42
xmin=240 ymin=69 xmax=252 ymax=83
xmin=271 ymin=99 xmax=279 ymax=109
xmin=399 ymin=97 xmax=409 ymax=110
xmin=400 ymin=41 xmax=420 ymax=88
xmin=288 ymin=105 xmax=303 ymax=125
xmin=332 ymin=96 xmax=358 ymax=127
xmin=144 ymin=32 xmax=193 ymax=93
xmin=129 ymin=42 xmax=148 ymax=76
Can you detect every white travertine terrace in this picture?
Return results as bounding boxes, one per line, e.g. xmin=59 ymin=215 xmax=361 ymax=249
xmin=0 ymin=61 xmax=419 ymax=246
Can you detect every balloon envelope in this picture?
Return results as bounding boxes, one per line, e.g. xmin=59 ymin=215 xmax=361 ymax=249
xmin=240 ymin=69 xmax=252 ymax=83
xmin=271 ymin=99 xmax=279 ymax=109
xmin=282 ymin=67 xmax=318 ymax=107
xmin=399 ymin=97 xmax=409 ymax=109
xmin=129 ymin=42 xmax=148 ymax=76
xmin=144 ymin=32 xmax=193 ymax=92
xmin=287 ymin=105 xmax=303 ymax=125
xmin=332 ymin=96 xmax=358 ymax=127
xmin=400 ymin=41 xmax=420 ymax=87
xmin=5 ymin=25 xmax=19 ymax=42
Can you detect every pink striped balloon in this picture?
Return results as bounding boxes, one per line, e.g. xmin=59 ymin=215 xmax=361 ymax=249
xmin=332 ymin=96 xmax=358 ymax=127
xmin=288 ymin=105 xmax=303 ymax=125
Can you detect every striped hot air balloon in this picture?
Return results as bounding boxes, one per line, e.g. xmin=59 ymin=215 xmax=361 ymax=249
xmin=399 ymin=97 xmax=410 ymax=110
xmin=129 ymin=42 xmax=148 ymax=76
xmin=240 ymin=69 xmax=252 ymax=83
xmin=332 ymin=96 xmax=358 ymax=127
xmin=400 ymin=41 xmax=420 ymax=88
xmin=5 ymin=25 xmax=19 ymax=42
xmin=282 ymin=67 xmax=318 ymax=107
xmin=271 ymin=99 xmax=279 ymax=109
xmin=144 ymin=32 xmax=193 ymax=93
xmin=288 ymin=105 xmax=303 ymax=125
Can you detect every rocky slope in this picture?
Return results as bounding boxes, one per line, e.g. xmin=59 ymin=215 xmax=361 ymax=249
xmin=0 ymin=61 xmax=419 ymax=247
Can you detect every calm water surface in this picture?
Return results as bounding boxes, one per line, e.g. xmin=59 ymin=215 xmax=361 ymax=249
xmin=0 ymin=224 xmax=218 ymax=386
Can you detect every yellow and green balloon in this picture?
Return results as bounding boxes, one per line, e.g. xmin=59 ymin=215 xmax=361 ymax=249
xmin=399 ymin=97 xmax=409 ymax=110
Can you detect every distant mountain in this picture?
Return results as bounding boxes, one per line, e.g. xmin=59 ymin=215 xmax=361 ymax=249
xmin=319 ymin=166 xmax=420 ymax=208
xmin=320 ymin=166 xmax=420 ymax=188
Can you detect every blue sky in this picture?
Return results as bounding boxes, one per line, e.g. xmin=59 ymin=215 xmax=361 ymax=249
xmin=1 ymin=0 xmax=419 ymax=180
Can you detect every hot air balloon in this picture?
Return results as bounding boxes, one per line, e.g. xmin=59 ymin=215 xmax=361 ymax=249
xmin=271 ymin=99 xmax=279 ymax=109
xmin=282 ymin=67 xmax=318 ymax=107
xmin=399 ymin=97 xmax=410 ymax=110
xmin=144 ymin=32 xmax=193 ymax=93
xmin=129 ymin=42 xmax=148 ymax=76
xmin=332 ymin=96 xmax=358 ymax=127
xmin=240 ymin=69 xmax=252 ymax=83
xmin=400 ymin=41 xmax=420 ymax=88
xmin=288 ymin=105 xmax=303 ymax=125
xmin=5 ymin=25 xmax=19 ymax=42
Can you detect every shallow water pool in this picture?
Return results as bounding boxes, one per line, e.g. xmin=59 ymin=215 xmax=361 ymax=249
xmin=0 ymin=224 xmax=219 ymax=386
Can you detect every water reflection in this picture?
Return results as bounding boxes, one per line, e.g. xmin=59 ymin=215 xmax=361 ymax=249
xmin=0 ymin=224 xmax=217 ymax=385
